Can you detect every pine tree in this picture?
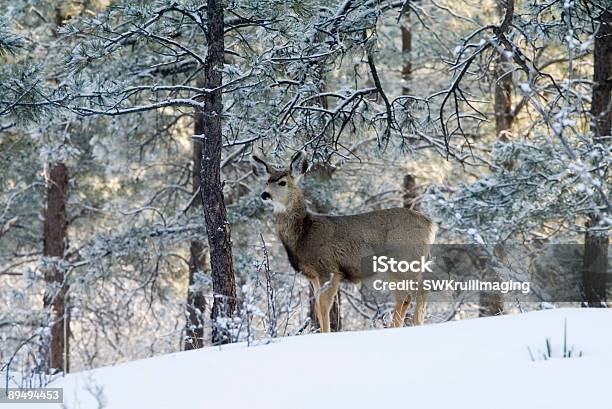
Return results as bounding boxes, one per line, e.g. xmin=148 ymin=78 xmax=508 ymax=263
xmin=582 ymin=9 xmax=611 ymax=307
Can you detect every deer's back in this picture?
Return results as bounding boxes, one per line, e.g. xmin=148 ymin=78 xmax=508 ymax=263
xmin=297 ymin=208 xmax=436 ymax=282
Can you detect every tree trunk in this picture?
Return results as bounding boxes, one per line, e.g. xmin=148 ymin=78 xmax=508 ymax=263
xmin=493 ymin=0 xmax=514 ymax=143
xmin=582 ymin=10 xmax=611 ymax=307
xmin=401 ymin=4 xmax=420 ymax=214
xmin=399 ymin=0 xmax=421 ymax=210
xmin=403 ymin=174 xmax=419 ymax=210
xmin=494 ymin=49 xmax=513 ymax=141
xmin=400 ymin=2 xmax=413 ymax=96
xmin=185 ymin=111 xmax=208 ymax=350
xmin=480 ymin=0 xmax=514 ymax=317
xmin=43 ymin=163 xmax=69 ymax=373
xmin=201 ymin=0 xmax=237 ymax=345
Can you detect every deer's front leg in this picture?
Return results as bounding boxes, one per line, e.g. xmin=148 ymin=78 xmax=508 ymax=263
xmin=317 ymin=272 xmax=342 ymax=333
xmin=309 ymin=276 xmax=325 ymax=332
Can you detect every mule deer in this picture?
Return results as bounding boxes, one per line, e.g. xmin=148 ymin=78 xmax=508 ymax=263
xmin=253 ymin=151 xmax=437 ymax=332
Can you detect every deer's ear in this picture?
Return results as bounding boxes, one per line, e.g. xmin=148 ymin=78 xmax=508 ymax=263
xmin=289 ymin=150 xmax=308 ymax=179
xmin=252 ymin=155 xmax=271 ymax=176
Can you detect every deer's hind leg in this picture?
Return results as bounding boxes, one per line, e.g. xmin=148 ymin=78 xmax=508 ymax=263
xmin=412 ymin=285 xmax=427 ymax=326
xmin=390 ymin=291 xmax=412 ymax=328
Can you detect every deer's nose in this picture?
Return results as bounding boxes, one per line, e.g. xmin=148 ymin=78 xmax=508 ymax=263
xmin=261 ymin=192 xmax=271 ymax=200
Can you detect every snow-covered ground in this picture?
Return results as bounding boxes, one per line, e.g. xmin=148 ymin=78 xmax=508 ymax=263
xmin=4 ymin=308 xmax=611 ymax=409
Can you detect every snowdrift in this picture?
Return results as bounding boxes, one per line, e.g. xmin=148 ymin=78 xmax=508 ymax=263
xmin=5 ymin=308 xmax=611 ymax=409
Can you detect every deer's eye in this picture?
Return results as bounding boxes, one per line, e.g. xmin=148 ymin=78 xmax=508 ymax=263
xmin=278 ymin=181 xmax=287 ymax=186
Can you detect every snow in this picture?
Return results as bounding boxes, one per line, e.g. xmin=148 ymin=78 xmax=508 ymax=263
xmin=4 ymin=309 xmax=611 ymax=409
xmin=519 ymin=83 xmax=531 ymax=93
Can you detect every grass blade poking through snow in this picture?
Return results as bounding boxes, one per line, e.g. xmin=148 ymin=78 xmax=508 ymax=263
xmin=528 ymin=318 xmax=582 ymax=361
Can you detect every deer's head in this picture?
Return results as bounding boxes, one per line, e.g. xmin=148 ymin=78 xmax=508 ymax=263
xmin=252 ymin=151 xmax=308 ymax=213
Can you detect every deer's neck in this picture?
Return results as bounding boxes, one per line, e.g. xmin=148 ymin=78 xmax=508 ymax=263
xmin=275 ymin=193 xmax=308 ymax=251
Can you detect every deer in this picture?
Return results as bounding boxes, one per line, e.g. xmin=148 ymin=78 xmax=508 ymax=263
xmin=252 ymin=151 xmax=437 ymax=333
